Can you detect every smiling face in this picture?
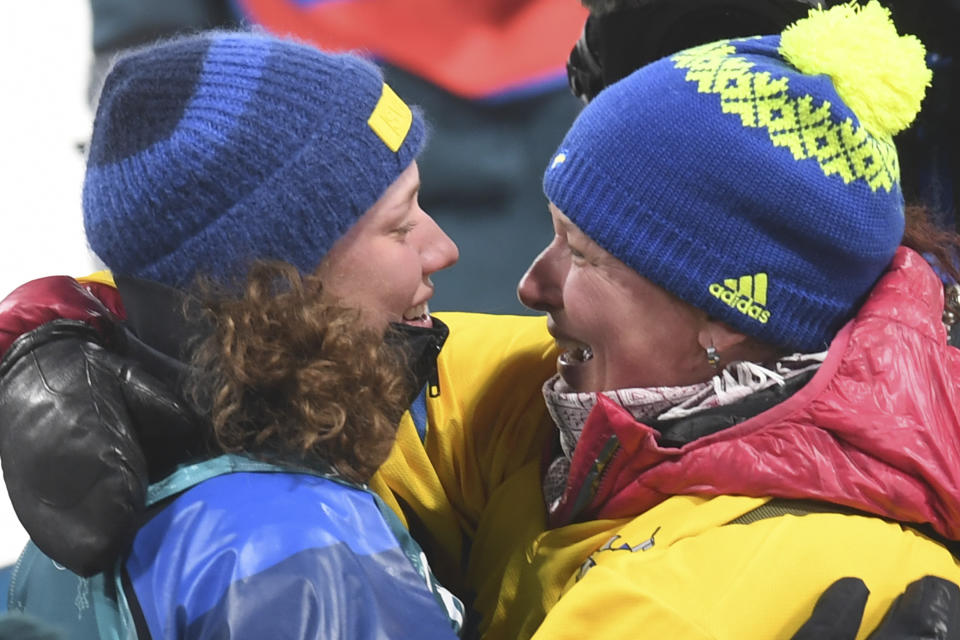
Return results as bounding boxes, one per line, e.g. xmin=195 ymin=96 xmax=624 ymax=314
xmin=517 ymin=203 xmax=714 ymax=393
xmin=317 ymin=161 xmax=459 ymax=329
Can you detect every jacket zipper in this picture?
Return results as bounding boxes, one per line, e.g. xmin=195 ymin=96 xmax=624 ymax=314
xmin=566 ymin=437 xmax=620 ymax=523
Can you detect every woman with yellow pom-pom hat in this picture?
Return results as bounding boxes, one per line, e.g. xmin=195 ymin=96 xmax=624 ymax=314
xmin=461 ymin=2 xmax=960 ymax=638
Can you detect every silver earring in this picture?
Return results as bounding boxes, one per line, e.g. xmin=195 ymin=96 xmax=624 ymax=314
xmin=705 ymin=346 xmax=720 ymax=368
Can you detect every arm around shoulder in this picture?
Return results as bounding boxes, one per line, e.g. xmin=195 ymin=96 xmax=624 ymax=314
xmin=531 ymin=512 xmax=960 ymax=640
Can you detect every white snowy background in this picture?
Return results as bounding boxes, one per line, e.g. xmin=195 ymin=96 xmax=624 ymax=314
xmin=0 ymin=1 xmax=101 ymax=565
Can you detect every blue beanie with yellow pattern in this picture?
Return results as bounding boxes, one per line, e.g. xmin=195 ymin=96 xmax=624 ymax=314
xmin=543 ymin=1 xmax=931 ymax=351
xmin=84 ymin=31 xmax=425 ymax=289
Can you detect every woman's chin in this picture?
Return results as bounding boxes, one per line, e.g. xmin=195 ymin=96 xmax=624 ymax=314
xmin=556 ymin=362 xmax=589 ymax=394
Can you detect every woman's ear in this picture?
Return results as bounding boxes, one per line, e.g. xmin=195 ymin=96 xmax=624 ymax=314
xmin=697 ymin=318 xmax=785 ymax=367
xmin=697 ymin=319 xmax=750 ymax=354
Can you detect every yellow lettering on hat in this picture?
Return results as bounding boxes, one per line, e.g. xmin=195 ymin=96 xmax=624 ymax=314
xmin=368 ymin=83 xmax=412 ymax=152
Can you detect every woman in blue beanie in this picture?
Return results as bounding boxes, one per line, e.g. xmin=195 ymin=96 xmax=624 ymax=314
xmin=0 ymin=31 xmax=465 ymax=639
xmin=458 ymin=2 xmax=960 ymax=638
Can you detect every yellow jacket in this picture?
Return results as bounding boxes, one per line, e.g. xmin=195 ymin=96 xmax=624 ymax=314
xmin=471 ymin=490 xmax=960 ymax=639
xmin=369 ymin=311 xmax=557 ymax=594
xmin=371 ymin=307 xmax=960 ymax=640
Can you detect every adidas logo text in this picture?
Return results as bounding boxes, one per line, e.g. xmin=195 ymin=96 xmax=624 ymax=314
xmin=709 ymin=273 xmax=771 ymax=324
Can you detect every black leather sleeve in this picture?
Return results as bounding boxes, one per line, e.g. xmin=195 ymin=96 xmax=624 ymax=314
xmin=0 ymin=320 xmax=153 ymax=576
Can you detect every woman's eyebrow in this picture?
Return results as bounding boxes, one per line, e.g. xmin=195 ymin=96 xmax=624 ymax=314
xmin=385 ymin=180 xmax=421 ymax=222
xmin=401 ymin=180 xmax=420 ymax=205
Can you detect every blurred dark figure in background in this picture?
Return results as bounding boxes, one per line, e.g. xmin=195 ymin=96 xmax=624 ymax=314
xmin=568 ymin=0 xmax=958 ymax=231
xmin=882 ymin=0 xmax=959 ymax=232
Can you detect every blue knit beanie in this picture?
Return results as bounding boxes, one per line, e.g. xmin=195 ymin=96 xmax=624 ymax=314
xmin=543 ymin=2 xmax=931 ymax=352
xmin=83 ymin=31 xmax=426 ymax=289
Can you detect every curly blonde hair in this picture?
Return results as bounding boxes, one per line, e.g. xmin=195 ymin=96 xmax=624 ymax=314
xmin=188 ymin=261 xmax=410 ymax=484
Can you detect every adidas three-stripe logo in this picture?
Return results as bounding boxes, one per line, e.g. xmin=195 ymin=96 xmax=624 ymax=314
xmin=708 ymin=273 xmax=772 ymax=324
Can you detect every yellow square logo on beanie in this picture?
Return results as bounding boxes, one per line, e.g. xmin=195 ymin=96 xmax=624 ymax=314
xmin=368 ymin=83 xmax=413 ymax=152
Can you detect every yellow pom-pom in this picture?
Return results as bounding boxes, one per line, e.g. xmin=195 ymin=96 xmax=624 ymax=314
xmin=779 ymin=0 xmax=931 ymax=138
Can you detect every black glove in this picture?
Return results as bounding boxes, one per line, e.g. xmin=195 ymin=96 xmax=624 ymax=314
xmin=0 ymin=320 xmax=200 ymax=576
xmin=871 ymin=576 xmax=960 ymax=640
xmin=792 ymin=576 xmax=960 ymax=640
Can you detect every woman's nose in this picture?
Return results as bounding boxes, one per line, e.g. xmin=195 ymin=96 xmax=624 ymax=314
xmin=517 ymin=242 xmax=564 ymax=311
xmin=419 ymin=211 xmax=459 ymax=276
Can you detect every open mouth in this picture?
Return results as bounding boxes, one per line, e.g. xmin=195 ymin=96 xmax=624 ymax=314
xmin=550 ymin=333 xmax=594 ymax=393
xmin=558 ymin=345 xmax=594 ymax=366
xmin=402 ymin=302 xmax=432 ymax=328
xmin=548 ymin=321 xmax=593 ymax=370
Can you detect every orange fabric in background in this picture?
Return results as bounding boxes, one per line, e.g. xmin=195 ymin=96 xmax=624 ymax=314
xmin=235 ymin=0 xmax=588 ymax=99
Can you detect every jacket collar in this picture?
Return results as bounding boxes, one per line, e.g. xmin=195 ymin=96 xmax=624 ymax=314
xmin=115 ymin=275 xmax=207 ymax=364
